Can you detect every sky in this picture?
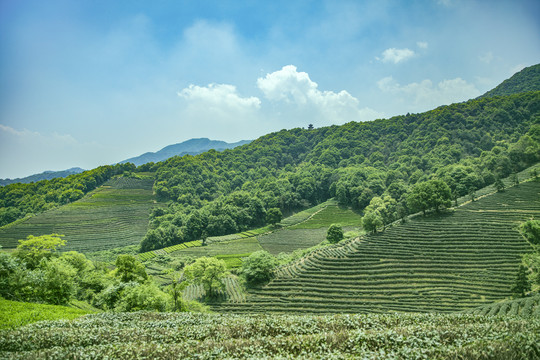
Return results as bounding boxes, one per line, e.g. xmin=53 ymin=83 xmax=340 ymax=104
xmin=1 ymin=0 xmax=539 ymax=179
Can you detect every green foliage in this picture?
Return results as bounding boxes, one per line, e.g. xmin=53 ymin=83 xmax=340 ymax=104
xmin=326 ymin=224 xmax=343 ymax=243
xmin=113 ymin=282 xmax=171 ymax=312
xmin=266 ymin=207 xmax=282 ymax=225
xmin=241 ymin=251 xmax=279 ymax=286
xmin=511 ymin=265 xmax=531 ymax=298
xmin=407 ymin=179 xmax=452 ymax=215
xmin=113 ymin=255 xmax=148 ymax=283
xmin=184 ymin=257 xmax=229 ymax=298
xmin=1 ymin=312 xmax=539 ymax=359
xmin=0 ymin=297 xmax=90 ymax=330
xmin=362 ymin=209 xmax=383 ymax=233
xmin=519 ymin=218 xmax=540 ymax=245
xmin=495 ymin=177 xmax=505 ymax=192
xmin=14 ymin=234 xmax=66 ymax=268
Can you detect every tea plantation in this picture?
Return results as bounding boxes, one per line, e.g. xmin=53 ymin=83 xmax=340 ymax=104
xmin=0 ymin=177 xmax=157 ymax=253
xmin=215 ymin=181 xmax=540 ymax=314
xmin=1 ymin=311 xmax=538 ymax=359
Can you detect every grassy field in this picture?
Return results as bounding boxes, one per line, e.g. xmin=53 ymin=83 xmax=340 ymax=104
xmin=1 ymin=311 xmax=538 ymax=359
xmin=216 ymin=181 xmax=540 ymax=314
xmin=289 ymin=205 xmax=363 ymax=229
xmin=0 ymin=176 xmax=157 ymax=253
xmin=0 ymin=298 xmax=92 ymax=330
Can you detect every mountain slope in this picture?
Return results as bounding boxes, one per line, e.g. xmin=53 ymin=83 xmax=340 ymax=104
xmin=480 ymin=63 xmax=540 ymax=98
xmin=0 ymin=176 xmax=156 ymax=252
xmin=120 ymin=138 xmax=251 ymax=166
xmin=0 ymin=167 xmax=85 ymax=186
xmin=216 ymin=180 xmax=539 ymax=314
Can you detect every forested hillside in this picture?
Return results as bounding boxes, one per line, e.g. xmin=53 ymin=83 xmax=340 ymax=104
xmin=140 ymin=91 xmax=540 ymax=251
xmin=480 ymin=63 xmax=540 ymax=98
xmin=1 ymin=90 xmax=539 ymax=253
xmin=0 ymin=164 xmax=135 ymax=227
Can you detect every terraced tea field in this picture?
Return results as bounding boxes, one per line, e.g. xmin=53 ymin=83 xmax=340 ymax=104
xmin=217 ymin=181 xmax=540 ymax=314
xmin=0 ymin=177 xmax=157 ymax=253
xmin=463 ymin=294 xmax=540 ymax=317
xmin=2 ymin=312 xmax=538 ymax=359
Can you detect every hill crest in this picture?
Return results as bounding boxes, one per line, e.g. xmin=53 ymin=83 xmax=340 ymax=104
xmin=479 ymin=63 xmax=540 ymax=98
xmin=119 ymin=138 xmax=252 ymax=166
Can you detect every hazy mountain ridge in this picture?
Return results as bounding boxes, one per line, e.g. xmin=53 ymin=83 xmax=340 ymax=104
xmin=119 ymin=138 xmax=252 ymax=166
xmin=0 ymin=168 xmax=85 ymax=186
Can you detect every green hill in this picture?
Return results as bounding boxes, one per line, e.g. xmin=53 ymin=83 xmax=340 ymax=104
xmin=480 ymin=63 xmax=540 ymax=98
xmin=0 ymin=176 xmax=157 ymax=253
xmin=215 ymin=180 xmax=540 ymax=314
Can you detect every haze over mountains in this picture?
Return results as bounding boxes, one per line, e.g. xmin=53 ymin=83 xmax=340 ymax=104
xmin=119 ymin=138 xmax=252 ymax=166
xmin=0 ymin=138 xmax=251 ymax=185
xmin=0 ymin=168 xmax=85 ymax=186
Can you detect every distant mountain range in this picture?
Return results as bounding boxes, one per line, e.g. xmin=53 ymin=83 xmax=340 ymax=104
xmin=0 ymin=138 xmax=252 ymax=186
xmin=0 ymin=167 xmax=85 ymax=186
xmin=119 ymin=138 xmax=252 ymax=166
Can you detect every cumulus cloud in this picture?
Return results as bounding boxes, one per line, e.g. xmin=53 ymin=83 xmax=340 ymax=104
xmin=257 ymin=65 xmax=381 ymax=123
xmin=378 ymin=76 xmax=481 ymax=111
xmin=417 ymin=41 xmax=428 ymax=49
xmin=379 ymin=48 xmax=415 ymax=64
xmin=176 ymin=83 xmax=264 ymax=140
xmin=178 ymin=83 xmax=261 ymax=111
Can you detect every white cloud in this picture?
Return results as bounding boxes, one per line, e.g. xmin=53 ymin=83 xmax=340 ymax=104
xmin=378 ymin=76 xmax=481 ymax=111
xmin=178 ymin=83 xmax=261 ymax=111
xmin=379 ymin=48 xmax=415 ymax=64
xmin=257 ymin=65 xmax=381 ymax=123
xmin=417 ymin=41 xmax=428 ymax=49
xmin=479 ymin=51 xmax=494 ymax=64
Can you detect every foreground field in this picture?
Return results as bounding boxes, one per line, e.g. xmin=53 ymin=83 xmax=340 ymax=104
xmin=217 ymin=181 xmax=540 ymax=314
xmin=0 ymin=176 xmax=156 ymax=253
xmin=0 ymin=298 xmax=91 ymax=330
xmin=1 ymin=312 xmax=538 ymax=359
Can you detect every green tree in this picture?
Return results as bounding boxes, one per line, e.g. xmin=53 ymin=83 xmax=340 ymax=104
xmin=241 ymin=251 xmax=279 ymax=286
xmin=407 ymin=179 xmax=451 ymax=215
xmin=266 ymin=207 xmax=282 ymax=225
xmin=519 ymin=219 xmax=540 ymax=245
xmin=113 ymin=255 xmax=148 ymax=283
xmin=39 ymin=257 xmax=77 ymax=305
xmin=184 ymin=257 xmax=228 ymax=298
xmin=15 ymin=234 xmax=66 ymax=269
xmin=362 ymin=210 xmax=383 ymax=234
xmin=326 ymin=224 xmax=344 ymax=243
xmin=511 ymin=265 xmax=531 ymax=298
xmin=114 ymin=282 xmax=171 ymax=312
xmin=495 ymin=177 xmax=505 ymax=192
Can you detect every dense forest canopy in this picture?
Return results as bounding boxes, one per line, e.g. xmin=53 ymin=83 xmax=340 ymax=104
xmin=140 ymin=91 xmax=540 ymax=251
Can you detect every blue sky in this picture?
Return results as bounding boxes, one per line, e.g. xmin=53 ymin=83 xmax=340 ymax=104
xmin=1 ymin=0 xmax=539 ymax=178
